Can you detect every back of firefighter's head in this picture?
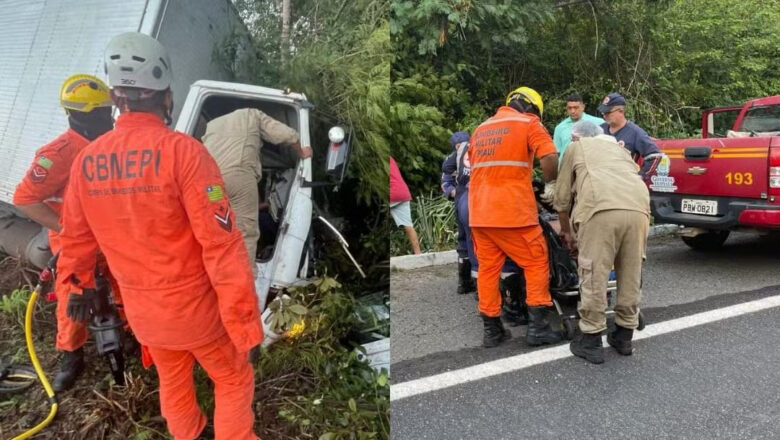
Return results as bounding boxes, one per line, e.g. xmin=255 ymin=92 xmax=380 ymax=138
xmin=505 ymin=86 xmax=544 ymax=118
xmin=104 ymin=32 xmax=174 ymax=124
xmin=60 ymin=74 xmax=114 ymax=140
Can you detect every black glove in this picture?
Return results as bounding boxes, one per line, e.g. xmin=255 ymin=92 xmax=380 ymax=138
xmin=66 ymin=289 xmax=96 ymax=322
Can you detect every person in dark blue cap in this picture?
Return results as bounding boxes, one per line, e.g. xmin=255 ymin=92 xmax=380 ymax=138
xmin=441 ymin=131 xmax=529 ymax=326
xmin=442 ymin=131 xmax=476 ymax=294
xmin=598 ymin=92 xmax=663 ymax=181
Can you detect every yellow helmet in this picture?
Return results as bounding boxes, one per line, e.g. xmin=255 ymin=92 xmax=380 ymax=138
xmin=59 ymin=74 xmax=112 ymax=113
xmin=505 ymin=86 xmax=544 ymax=117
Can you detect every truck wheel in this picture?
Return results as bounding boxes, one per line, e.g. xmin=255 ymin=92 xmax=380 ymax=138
xmin=681 ymin=231 xmax=730 ymax=251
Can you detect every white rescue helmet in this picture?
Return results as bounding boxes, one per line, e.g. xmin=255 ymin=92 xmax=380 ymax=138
xmin=104 ymin=32 xmax=172 ymax=91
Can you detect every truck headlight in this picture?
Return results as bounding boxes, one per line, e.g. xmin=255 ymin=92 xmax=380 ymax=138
xmin=328 ymin=126 xmax=345 ymax=143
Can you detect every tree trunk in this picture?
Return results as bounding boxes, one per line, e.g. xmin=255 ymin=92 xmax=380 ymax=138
xmin=281 ymin=0 xmax=291 ymax=62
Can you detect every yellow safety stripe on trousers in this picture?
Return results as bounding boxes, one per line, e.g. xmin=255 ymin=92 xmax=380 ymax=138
xmin=471 ymin=160 xmax=531 ymax=169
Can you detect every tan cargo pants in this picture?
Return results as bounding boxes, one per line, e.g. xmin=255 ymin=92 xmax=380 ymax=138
xmin=222 ymin=168 xmax=259 ymax=277
xmin=576 ymin=209 xmax=649 ymax=334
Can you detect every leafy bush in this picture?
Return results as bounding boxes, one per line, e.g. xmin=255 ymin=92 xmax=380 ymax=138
xmin=256 ymin=278 xmax=389 ymax=439
xmin=391 ymin=191 xmax=457 ymax=255
xmin=0 ymin=289 xmax=30 ymax=328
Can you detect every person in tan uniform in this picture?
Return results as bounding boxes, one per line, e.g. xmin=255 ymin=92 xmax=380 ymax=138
xmin=553 ymin=120 xmax=650 ymax=365
xmin=201 ymin=108 xmax=312 ymax=275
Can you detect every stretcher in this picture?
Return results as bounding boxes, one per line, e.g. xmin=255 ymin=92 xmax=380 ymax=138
xmin=533 ymin=181 xmax=647 ymax=340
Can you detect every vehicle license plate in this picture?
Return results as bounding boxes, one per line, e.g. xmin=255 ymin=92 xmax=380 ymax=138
xmin=681 ymin=199 xmax=718 ymax=216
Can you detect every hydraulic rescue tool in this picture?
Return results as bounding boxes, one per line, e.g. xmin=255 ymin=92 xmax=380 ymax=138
xmin=90 ymin=270 xmax=126 ymax=386
xmin=10 ymin=255 xmax=128 ymax=439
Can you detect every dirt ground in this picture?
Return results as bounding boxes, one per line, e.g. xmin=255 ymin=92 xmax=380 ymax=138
xmin=0 ymin=263 xmax=171 ymax=439
xmin=0 ymin=257 xmax=303 ymax=440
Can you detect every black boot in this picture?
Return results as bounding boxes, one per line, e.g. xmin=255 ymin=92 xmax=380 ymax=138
xmin=481 ymin=315 xmax=510 ymax=348
xmin=525 ymin=306 xmax=562 ymax=346
xmin=607 ymin=324 xmax=634 ymax=355
xmin=501 ymin=272 xmax=528 ymax=326
xmin=503 ymin=302 xmax=529 ymax=327
xmin=457 ymin=259 xmax=475 ymax=294
xmin=570 ymin=331 xmax=604 ymax=364
xmin=52 ymin=347 xmax=85 ymax=392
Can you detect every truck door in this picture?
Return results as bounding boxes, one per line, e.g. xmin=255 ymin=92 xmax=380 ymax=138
xmin=176 ymin=82 xmax=312 ymax=311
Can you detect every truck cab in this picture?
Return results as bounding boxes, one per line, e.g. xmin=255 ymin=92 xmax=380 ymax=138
xmin=176 ymin=82 xmax=353 ymax=340
xmin=178 ymin=81 xmax=314 ymax=311
xmin=650 ymin=96 xmax=780 ymax=249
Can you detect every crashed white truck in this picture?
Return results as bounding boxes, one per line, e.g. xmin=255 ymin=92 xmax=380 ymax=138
xmin=0 ymin=0 xmax=380 ymax=357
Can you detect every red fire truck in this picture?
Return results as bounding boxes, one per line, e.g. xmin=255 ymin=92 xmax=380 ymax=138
xmin=650 ymin=95 xmax=780 ymax=250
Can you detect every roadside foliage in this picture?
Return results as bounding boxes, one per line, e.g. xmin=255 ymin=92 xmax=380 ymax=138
xmin=389 ymin=0 xmax=780 ymax=254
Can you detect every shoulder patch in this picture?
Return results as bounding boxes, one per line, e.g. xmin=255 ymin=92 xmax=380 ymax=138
xmin=214 ymin=204 xmax=233 ymax=232
xmin=37 ymin=156 xmax=53 ymax=170
xmin=29 ymin=164 xmax=48 ymax=183
xmin=206 ymin=184 xmax=224 ymax=202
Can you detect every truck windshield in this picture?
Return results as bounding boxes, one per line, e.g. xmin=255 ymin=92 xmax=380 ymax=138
xmin=740 ymin=105 xmax=780 ymax=133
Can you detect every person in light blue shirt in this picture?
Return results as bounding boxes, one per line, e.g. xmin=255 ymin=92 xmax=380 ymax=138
xmin=553 ymin=93 xmax=604 ymax=164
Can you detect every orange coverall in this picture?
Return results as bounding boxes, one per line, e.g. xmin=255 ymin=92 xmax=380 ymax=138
xmin=58 ymin=112 xmax=263 ymax=440
xmin=13 ymin=128 xmax=122 ymax=351
xmin=468 ymin=106 xmax=557 ymax=317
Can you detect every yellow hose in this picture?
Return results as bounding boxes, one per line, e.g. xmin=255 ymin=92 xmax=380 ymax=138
xmin=10 ymin=284 xmax=58 ymax=440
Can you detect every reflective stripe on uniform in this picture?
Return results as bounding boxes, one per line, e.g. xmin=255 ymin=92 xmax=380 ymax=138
xmin=471 ymin=160 xmax=531 ymax=169
xmin=478 ymin=115 xmax=534 ymax=126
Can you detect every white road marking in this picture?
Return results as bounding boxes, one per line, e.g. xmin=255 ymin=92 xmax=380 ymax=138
xmin=390 ymin=294 xmax=780 ymax=401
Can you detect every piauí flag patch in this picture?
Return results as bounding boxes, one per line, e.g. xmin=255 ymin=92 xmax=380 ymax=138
xmin=37 ymin=156 xmax=53 ymax=170
xmin=206 ymin=185 xmax=224 ymax=202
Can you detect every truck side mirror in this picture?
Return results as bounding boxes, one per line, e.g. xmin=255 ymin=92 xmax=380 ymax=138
xmin=325 ymin=126 xmax=352 ymax=183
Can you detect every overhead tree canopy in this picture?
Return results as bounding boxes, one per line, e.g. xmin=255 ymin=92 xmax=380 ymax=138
xmin=231 ymin=0 xmax=391 ymax=206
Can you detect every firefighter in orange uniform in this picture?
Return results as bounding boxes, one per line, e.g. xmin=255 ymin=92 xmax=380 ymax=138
xmin=13 ymin=74 xmax=115 ymax=391
xmin=468 ymin=86 xmax=562 ymax=348
xmin=57 ymin=33 xmax=262 ymax=440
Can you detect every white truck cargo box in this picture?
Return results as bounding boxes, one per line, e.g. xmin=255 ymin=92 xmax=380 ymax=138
xmin=0 ymin=0 xmax=245 ymax=206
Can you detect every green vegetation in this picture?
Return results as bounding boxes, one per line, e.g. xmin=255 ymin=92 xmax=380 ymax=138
xmin=0 ymin=289 xmax=30 ymax=328
xmin=0 ymin=274 xmax=387 ymax=439
xmin=390 ymin=192 xmax=457 ymax=255
xmin=231 ymin=0 xmax=392 ymax=207
xmin=391 ymin=0 xmax=780 ymax=197
xmin=257 ymin=279 xmax=389 ymax=440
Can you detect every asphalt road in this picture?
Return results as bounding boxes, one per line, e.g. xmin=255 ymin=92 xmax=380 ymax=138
xmin=390 ymin=232 xmax=780 ymax=439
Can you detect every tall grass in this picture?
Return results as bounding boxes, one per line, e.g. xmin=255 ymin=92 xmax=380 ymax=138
xmin=390 ymin=191 xmax=457 ymax=256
